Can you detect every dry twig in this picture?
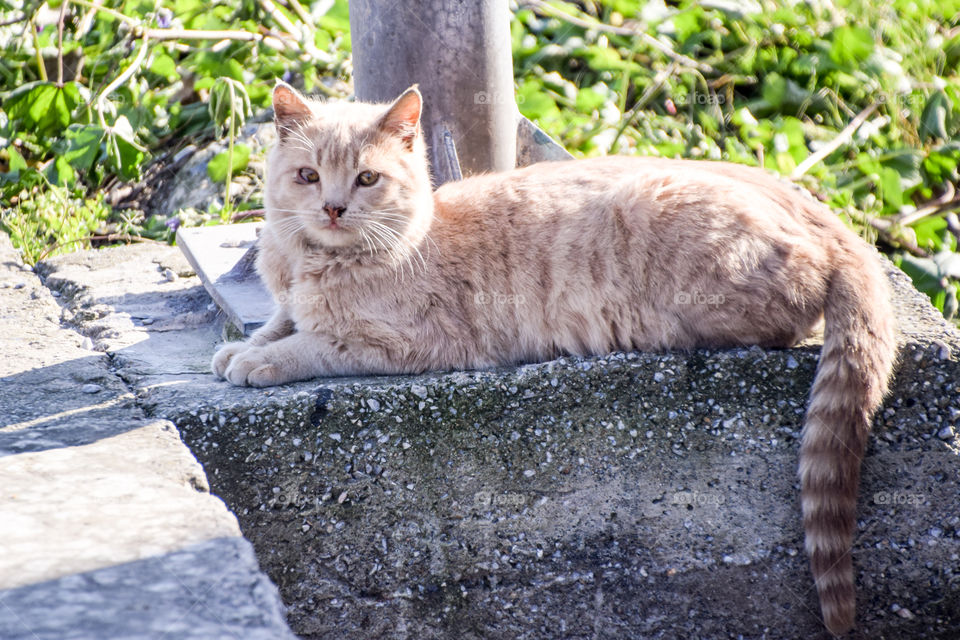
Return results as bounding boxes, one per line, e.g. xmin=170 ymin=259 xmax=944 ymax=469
xmin=791 ymin=102 xmax=880 ymax=179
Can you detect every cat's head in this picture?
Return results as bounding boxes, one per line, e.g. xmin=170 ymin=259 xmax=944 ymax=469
xmin=264 ymin=83 xmax=433 ymax=253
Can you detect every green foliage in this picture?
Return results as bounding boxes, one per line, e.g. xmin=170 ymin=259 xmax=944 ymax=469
xmin=208 ymin=143 xmax=251 ymax=183
xmin=1 ymin=186 xmax=114 ymax=263
xmin=1 ymin=0 xmax=351 ymax=259
xmin=5 ymin=81 xmax=84 ymax=138
xmin=208 ymin=76 xmax=252 ymax=220
xmin=512 ymin=0 xmax=960 ymax=321
xmin=1 ymin=0 xmax=959 ymax=322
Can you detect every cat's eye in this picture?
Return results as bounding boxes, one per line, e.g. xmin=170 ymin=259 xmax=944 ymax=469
xmin=298 ymin=168 xmax=319 ymax=183
xmin=356 ymin=170 xmax=379 ymax=186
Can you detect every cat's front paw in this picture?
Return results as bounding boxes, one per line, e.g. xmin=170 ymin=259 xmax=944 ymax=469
xmin=223 ymin=347 xmax=289 ymax=387
xmin=211 ymin=341 xmax=251 ymax=379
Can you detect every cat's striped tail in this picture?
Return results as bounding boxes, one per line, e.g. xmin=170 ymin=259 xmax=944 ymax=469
xmin=798 ymin=241 xmax=896 ymax=636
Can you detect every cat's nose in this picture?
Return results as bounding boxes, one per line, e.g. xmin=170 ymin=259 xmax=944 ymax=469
xmin=323 ymin=203 xmax=346 ymax=222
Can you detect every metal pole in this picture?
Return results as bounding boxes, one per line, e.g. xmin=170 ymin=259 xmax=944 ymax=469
xmin=349 ymin=0 xmax=517 ymax=185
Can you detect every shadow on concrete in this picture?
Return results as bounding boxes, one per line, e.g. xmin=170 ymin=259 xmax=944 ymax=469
xmin=0 ymin=355 xmax=150 ymax=458
xmin=0 ymin=537 xmax=296 ymax=640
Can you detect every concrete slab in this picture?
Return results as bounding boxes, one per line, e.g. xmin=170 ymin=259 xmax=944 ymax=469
xmin=0 ymin=538 xmax=295 ymax=640
xmin=516 ymin=115 xmax=575 ymax=166
xmin=0 ymin=234 xmax=296 ymax=639
xmin=177 ymin=223 xmax=274 ymax=336
xmin=35 ymin=239 xmax=960 ymax=639
xmin=0 ymin=422 xmax=239 ymax=589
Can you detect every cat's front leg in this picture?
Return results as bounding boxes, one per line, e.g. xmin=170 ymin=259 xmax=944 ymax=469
xmin=223 ymin=331 xmax=333 ymax=387
xmin=211 ymin=307 xmax=295 ymax=379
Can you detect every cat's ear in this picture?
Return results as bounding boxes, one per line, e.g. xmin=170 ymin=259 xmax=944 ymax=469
xmin=377 ymin=86 xmax=422 ymax=151
xmin=273 ymin=81 xmax=313 ymax=133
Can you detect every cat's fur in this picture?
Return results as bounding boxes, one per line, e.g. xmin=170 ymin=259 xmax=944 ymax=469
xmin=212 ymin=83 xmax=897 ymax=635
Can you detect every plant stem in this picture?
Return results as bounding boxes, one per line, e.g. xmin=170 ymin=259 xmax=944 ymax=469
xmin=56 ymin=0 xmax=67 ymax=86
xmin=96 ymin=35 xmax=150 ymax=127
xmin=32 ymin=19 xmax=47 ymax=81
xmin=224 ymin=82 xmax=236 ymax=222
xmin=791 ymin=102 xmax=880 ymax=179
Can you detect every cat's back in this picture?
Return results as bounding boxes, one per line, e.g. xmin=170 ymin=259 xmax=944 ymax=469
xmin=432 ymin=155 xmax=820 ymax=230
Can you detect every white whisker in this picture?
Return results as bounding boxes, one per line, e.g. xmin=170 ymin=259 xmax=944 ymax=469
xmin=358 ymin=228 xmax=376 ymax=256
xmin=363 ymin=221 xmax=408 ymax=281
xmin=364 ymin=219 xmax=423 ymax=281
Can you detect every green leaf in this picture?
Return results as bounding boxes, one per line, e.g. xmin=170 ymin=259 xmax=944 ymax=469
xmin=209 ymin=77 xmax=252 ymax=137
xmin=110 ymin=115 xmax=139 ymax=145
xmin=149 ymin=53 xmax=179 ymax=81
xmin=919 ymin=91 xmax=951 ymax=141
xmin=575 ymin=87 xmax=608 ymax=113
xmin=195 ymin=52 xmax=244 ymax=82
xmin=49 ymin=155 xmax=75 ymax=186
xmin=856 ymin=152 xmax=882 ymax=176
xmin=898 ymin=253 xmax=943 ymax=292
xmin=319 ymin=0 xmax=350 ymax=33
xmin=574 ymin=45 xmax=637 ymax=72
xmin=671 ymin=10 xmax=704 ymax=44
xmin=829 ymin=26 xmax=874 ymax=66
xmin=112 ymin=136 xmax=145 ymax=181
xmin=778 ymin=116 xmax=807 ymax=161
xmin=102 ymin=117 xmax=146 ymax=181
xmin=898 ymin=251 xmax=960 ymax=318
xmin=62 ymin=125 xmax=105 ymax=173
xmin=923 ymin=147 xmax=960 ymax=183
xmin=876 ymin=166 xmax=903 ymax=210
xmin=5 ymin=81 xmax=83 ymax=139
xmin=517 ymin=81 xmax=560 ymax=121
xmin=6 ymin=146 xmax=27 ymax=172
xmin=912 ymin=216 xmax=948 ymax=251
xmin=207 ymin=143 xmax=251 ymax=182
xmin=194 ymin=76 xmax=216 ymax=91
xmin=881 ymin=150 xmax=924 ymax=193
xmin=761 ymin=73 xmax=787 ymax=108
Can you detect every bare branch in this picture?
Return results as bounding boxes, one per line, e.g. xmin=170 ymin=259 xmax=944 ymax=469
xmin=872 ymin=182 xmax=960 ymax=231
xmin=791 ymin=102 xmax=879 ymax=179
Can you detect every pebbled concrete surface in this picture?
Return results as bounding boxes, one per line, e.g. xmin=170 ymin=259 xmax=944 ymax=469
xmin=0 ymin=537 xmax=293 ymax=640
xmin=0 ymin=234 xmax=296 ymax=640
xmin=34 ymin=239 xmax=960 ymax=639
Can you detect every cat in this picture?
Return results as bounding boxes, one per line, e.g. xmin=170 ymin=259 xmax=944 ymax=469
xmin=211 ymin=82 xmax=897 ymax=635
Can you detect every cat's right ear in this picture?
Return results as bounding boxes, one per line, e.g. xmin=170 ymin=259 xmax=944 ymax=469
xmin=377 ymin=86 xmax=422 ymax=151
xmin=273 ymin=82 xmax=313 ymax=134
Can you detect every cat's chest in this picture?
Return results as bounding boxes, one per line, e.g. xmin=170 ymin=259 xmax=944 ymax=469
xmin=286 ymin=278 xmax=397 ymax=334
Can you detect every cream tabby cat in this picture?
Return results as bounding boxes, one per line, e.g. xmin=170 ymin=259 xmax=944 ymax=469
xmin=212 ymin=83 xmax=897 ymax=635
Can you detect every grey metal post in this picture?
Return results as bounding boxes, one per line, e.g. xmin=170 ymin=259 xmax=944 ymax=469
xmin=349 ymin=0 xmax=517 ymax=184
